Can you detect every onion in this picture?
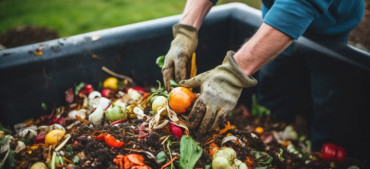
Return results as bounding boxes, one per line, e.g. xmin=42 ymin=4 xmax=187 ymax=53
xmin=35 ymin=134 xmax=46 ymax=143
xmin=14 ymin=141 xmax=26 ymax=153
xmin=49 ymin=124 xmax=65 ymax=131
xmin=128 ymin=88 xmax=142 ymax=101
xmin=38 ymin=126 xmax=49 ymax=135
xmin=18 ymin=128 xmax=37 ymax=139
xmin=99 ymin=97 xmax=112 ymax=110
xmin=105 ymin=101 xmax=127 ymax=122
xmin=151 ymin=96 xmax=167 ymax=113
xmin=212 ymin=147 xmax=237 ymax=169
xmin=133 ymin=107 xmax=147 ymax=120
xmin=68 ymin=109 xmax=87 ymax=119
xmin=30 ymin=162 xmax=48 ymax=169
xmin=89 ymin=106 xmax=104 ymax=125
xmin=88 ymin=91 xmax=101 ymax=100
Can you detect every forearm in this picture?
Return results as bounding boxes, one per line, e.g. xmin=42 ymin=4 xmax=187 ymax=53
xmin=233 ymin=23 xmax=293 ymax=76
xmin=180 ymin=0 xmax=213 ymax=30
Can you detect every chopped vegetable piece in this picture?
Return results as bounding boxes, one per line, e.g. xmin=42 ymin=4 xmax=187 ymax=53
xmin=156 ymin=151 xmax=166 ymax=164
xmin=104 ymin=134 xmax=124 ymax=148
xmin=170 ymin=123 xmax=183 ymax=139
xmin=45 ymin=129 xmax=65 ymax=146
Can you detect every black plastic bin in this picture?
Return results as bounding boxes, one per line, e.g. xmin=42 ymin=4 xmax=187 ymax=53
xmin=1 ymin=3 xmax=370 ymax=125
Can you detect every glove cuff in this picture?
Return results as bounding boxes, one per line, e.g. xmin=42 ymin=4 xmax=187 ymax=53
xmin=172 ymin=23 xmax=198 ymax=38
xmin=224 ymin=51 xmax=258 ymax=87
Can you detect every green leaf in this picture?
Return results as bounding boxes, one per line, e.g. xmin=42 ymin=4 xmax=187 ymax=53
xmin=179 ymin=135 xmax=203 ymax=169
xmin=156 ymin=55 xmax=165 ymax=68
xmin=0 ymin=123 xmax=11 ymax=133
xmin=66 ymin=144 xmax=74 ymax=157
xmin=41 ymin=102 xmax=47 ymax=111
xmin=170 ymin=80 xmax=179 ymax=88
xmin=8 ymin=150 xmax=16 ymax=167
xmin=204 ymin=164 xmax=211 ymax=169
xmin=254 ymin=166 xmax=268 ymax=169
xmin=75 ymin=82 xmax=85 ymax=95
xmin=156 ymin=151 xmax=167 ymax=164
xmin=251 ymin=95 xmax=271 ymax=118
xmin=251 ymin=149 xmax=273 ymax=166
xmin=278 ymin=148 xmax=285 ymax=162
xmin=73 ymin=156 xmax=79 ymax=164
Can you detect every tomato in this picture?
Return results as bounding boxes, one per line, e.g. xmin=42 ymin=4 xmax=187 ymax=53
xmin=104 ymin=134 xmax=124 ymax=148
xmin=255 ymin=127 xmax=264 ymax=134
xmin=335 ymin=145 xmax=347 ymax=163
xmin=168 ymin=87 xmax=195 ymax=114
xmin=101 ymin=88 xmax=112 ymax=98
xmin=321 ymin=143 xmax=337 ymax=161
xmin=84 ymin=84 xmax=94 ymax=94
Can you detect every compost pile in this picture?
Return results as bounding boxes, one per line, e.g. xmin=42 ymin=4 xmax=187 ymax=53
xmin=0 ymin=76 xmax=364 ymax=169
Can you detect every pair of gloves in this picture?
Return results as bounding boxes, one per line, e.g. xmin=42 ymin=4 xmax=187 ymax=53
xmin=162 ymin=24 xmax=257 ymax=134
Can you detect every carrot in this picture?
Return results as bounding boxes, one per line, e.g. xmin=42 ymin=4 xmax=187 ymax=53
xmin=219 ymin=121 xmax=231 ymax=134
xmin=161 ymin=156 xmax=179 ymax=169
xmin=76 ymin=115 xmax=89 ymax=124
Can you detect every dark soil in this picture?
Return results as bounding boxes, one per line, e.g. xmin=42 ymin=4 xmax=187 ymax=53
xmin=0 ymin=25 xmax=59 ymax=48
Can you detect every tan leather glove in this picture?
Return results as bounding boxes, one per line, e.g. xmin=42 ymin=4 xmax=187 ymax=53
xmin=180 ymin=51 xmax=257 ymax=134
xmin=162 ymin=24 xmax=198 ymax=91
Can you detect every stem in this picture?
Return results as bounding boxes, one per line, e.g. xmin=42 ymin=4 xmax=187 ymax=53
xmin=101 ymin=66 xmax=135 ymax=85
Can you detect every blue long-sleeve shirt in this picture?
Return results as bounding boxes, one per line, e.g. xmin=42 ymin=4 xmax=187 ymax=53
xmin=261 ymin=0 xmax=364 ymax=42
xmin=211 ymin=0 xmax=364 ymax=42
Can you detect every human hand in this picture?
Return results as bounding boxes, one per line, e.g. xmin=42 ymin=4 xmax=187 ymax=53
xmin=162 ymin=24 xmax=198 ymax=91
xmin=180 ymin=51 xmax=257 ymax=134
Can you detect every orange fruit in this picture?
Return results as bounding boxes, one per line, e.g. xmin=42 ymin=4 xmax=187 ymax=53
xmin=169 ymin=87 xmax=195 ymax=114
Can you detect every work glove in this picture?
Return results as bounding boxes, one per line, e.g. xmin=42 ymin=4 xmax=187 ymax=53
xmin=180 ymin=51 xmax=257 ymax=134
xmin=162 ymin=24 xmax=198 ymax=91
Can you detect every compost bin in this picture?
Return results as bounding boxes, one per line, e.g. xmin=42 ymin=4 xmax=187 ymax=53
xmin=1 ymin=3 xmax=370 ymax=168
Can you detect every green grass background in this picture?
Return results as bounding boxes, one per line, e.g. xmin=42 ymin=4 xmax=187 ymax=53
xmin=0 ymin=0 xmax=260 ymax=37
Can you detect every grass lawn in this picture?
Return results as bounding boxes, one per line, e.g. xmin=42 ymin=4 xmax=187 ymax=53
xmin=0 ymin=0 xmax=260 ymax=37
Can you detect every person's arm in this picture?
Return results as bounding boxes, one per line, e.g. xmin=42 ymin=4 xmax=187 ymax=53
xmin=180 ymin=0 xmax=213 ymax=30
xmin=161 ymin=0 xmax=214 ymax=90
xmin=233 ymin=23 xmax=293 ymax=76
xmin=233 ymin=0 xmax=336 ymax=76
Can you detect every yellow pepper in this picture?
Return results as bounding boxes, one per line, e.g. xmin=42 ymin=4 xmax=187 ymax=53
xmin=45 ymin=129 xmax=65 ymax=146
xmin=103 ymin=77 xmax=118 ymax=90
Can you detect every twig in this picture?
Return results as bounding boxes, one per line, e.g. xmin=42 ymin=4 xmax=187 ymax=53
xmin=101 ymin=66 xmax=135 ymax=85
xmin=160 ymin=155 xmax=178 ymax=169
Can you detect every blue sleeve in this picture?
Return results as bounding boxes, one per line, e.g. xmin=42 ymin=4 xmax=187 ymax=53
xmin=263 ymin=0 xmax=334 ymax=39
xmin=209 ymin=0 xmax=218 ymax=5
